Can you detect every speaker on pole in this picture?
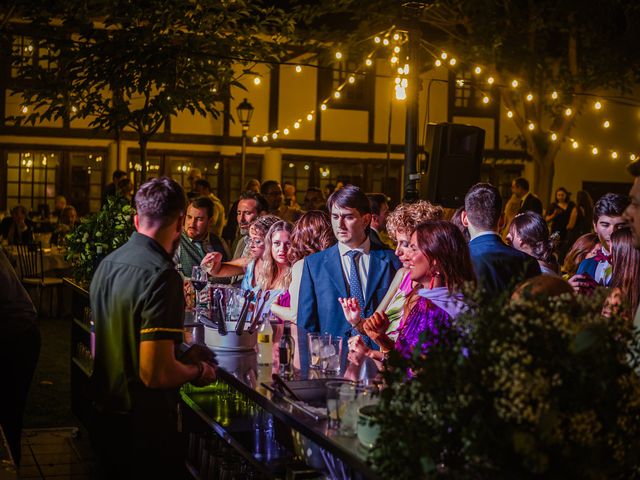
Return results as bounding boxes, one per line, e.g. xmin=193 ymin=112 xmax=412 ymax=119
xmin=420 ymin=123 xmax=485 ymax=208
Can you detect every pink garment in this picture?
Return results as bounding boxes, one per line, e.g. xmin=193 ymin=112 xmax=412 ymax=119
xmin=399 ymin=270 xmax=413 ymax=294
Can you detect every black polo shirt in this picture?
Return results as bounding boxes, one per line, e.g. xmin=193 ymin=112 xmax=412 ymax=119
xmin=89 ymin=231 xmax=185 ymax=414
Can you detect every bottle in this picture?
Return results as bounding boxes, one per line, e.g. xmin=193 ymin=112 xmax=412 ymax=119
xmin=94 ymin=244 xmax=106 ymax=271
xmin=278 ymin=321 xmax=295 ymax=379
xmin=257 ymin=316 xmax=273 ymax=366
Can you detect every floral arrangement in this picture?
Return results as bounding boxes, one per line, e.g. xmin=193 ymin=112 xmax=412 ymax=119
xmin=370 ymin=287 xmax=640 ymax=479
xmin=65 ymin=195 xmax=134 ymax=284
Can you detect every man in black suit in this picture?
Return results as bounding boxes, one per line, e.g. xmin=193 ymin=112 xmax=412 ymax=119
xmin=512 ymin=177 xmax=543 ymax=214
xmin=366 ymin=193 xmax=392 ymax=250
xmin=462 ymin=183 xmax=541 ymax=297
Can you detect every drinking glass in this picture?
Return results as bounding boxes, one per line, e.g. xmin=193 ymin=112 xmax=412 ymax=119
xmin=326 ymin=380 xmax=357 ymax=433
xmin=320 ymin=336 xmax=343 ymax=375
xmin=307 ymin=333 xmax=330 ymax=370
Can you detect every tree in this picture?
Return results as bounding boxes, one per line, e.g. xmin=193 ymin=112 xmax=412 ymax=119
xmin=296 ymin=0 xmax=640 ymax=204
xmin=7 ymin=0 xmax=295 ymax=181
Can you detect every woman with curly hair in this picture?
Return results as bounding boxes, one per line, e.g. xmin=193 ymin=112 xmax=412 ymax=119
xmin=339 ymin=200 xmax=444 ymax=364
xmin=270 ymin=211 xmax=336 ymax=323
xmin=507 ymin=211 xmax=559 ymax=275
xmin=256 ymin=220 xmax=293 ymax=292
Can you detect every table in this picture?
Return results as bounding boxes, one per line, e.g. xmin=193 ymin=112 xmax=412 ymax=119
xmin=3 ymin=245 xmax=70 ymax=277
xmin=180 ymin=349 xmax=380 ymax=479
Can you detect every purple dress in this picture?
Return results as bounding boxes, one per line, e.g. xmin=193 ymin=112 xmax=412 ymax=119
xmin=395 ymin=297 xmax=452 ymax=358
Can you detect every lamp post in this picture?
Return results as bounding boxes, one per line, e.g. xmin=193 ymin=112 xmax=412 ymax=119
xmin=236 ymin=98 xmax=254 ymax=190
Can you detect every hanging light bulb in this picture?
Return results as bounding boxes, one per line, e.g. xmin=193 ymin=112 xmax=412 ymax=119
xmin=511 ymin=79 xmax=519 ymax=88
xmin=487 ymin=76 xmax=495 ymax=85
xmin=611 ymin=151 xmax=618 ymax=159
xmin=474 ymin=66 xmax=482 ymax=75
xmin=393 ymin=33 xmax=400 ymax=41
xmin=572 ymin=140 xmax=579 ymax=149
xmin=594 ymin=101 xmax=602 ymax=110
xmin=393 ymin=46 xmax=400 ymax=53
xmin=391 ymin=56 xmax=399 ymax=64
xmin=630 ymin=154 xmax=637 ymax=161
xmin=441 ymin=52 xmax=448 ymax=60
xmin=334 ymin=91 xmax=341 ymax=99
xmin=603 ymin=120 xmax=610 ymax=128
xmin=525 ymin=93 xmax=533 ymax=102
xmin=295 ymin=65 xmax=302 ymax=73
xmin=294 ymin=121 xmax=300 ymax=129
xmin=482 ymin=96 xmax=490 ymax=104
xmin=550 ymin=132 xmax=558 ymax=141
xmin=507 ymin=110 xmax=514 ymax=118
xmin=262 ymin=135 xmax=268 ymax=142
xmin=591 ymin=147 xmax=599 ymax=155
xmin=348 ymin=75 xmax=355 ymax=84
xmin=382 ymin=38 xmax=389 ymax=46
xmin=564 ymin=107 xmax=573 ymax=117
xmin=403 ymin=64 xmax=409 ymax=74
xmin=272 ymin=132 xmax=278 ymax=140
xmin=528 ymin=122 xmax=535 ymax=130
xmin=401 ymin=78 xmax=408 ymax=87
xmin=449 ymin=58 xmax=457 ymax=66
xmin=435 ymin=59 xmax=442 ymax=67
xmin=307 ymin=113 xmax=313 ymax=121
xmin=321 ymin=104 xmax=327 ymax=111
xmin=253 ymin=77 xmax=261 ymax=85
xmin=374 ymin=36 xmax=381 ymax=44
xmin=335 ymin=51 xmax=343 ymax=60
xmin=365 ymin=58 xmax=373 ymax=67
xmin=395 ymin=85 xmax=407 ymax=100
xmin=283 ymin=128 xmax=290 ymax=135
xmin=252 ymin=136 xmax=259 ymax=143
xmin=551 ymin=91 xmax=558 ymax=100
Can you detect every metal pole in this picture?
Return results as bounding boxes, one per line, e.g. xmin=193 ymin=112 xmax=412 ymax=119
xmin=240 ymin=127 xmax=247 ymax=190
xmin=403 ymin=28 xmax=421 ymax=203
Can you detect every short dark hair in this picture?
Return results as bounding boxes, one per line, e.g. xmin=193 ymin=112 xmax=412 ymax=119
xmin=189 ymin=196 xmax=215 ymax=218
xmin=260 ymin=180 xmax=281 ymax=195
xmin=627 ymin=160 xmax=640 ymax=177
xmin=239 ymin=190 xmax=269 ymax=213
xmin=464 ymin=183 xmax=502 ymax=230
xmin=11 ymin=205 xmax=28 ymax=216
xmin=195 ymin=179 xmax=211 ymax=191
xmin=513 ymin=177 xmax=529 ymax=192
xmin=327 ymin=184 xmax=371 ymax=215
xmin=134 ymin=177 xmax=186 ymax=228
xmin=112 ymin=169 xmax=127 ymax=182
xmin=305 ymin=186 xmax=324 ymax=196
xmin=593 ymin=192 xmax=629 ymax=223
xmin=366 ymin=193 xmax=389 ymax=216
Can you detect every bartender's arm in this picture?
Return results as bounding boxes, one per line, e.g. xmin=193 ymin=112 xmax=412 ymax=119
xmin=139 ymin=340 xmax=216 ymax=388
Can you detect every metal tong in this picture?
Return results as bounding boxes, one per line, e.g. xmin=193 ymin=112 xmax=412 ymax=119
xmin=215 ymin=289 xmax=227 ymax=336
xmin=247 ymin=290 xmax=270 ymax=333
xmin=235 ymin=289 xmax=254 ymax=336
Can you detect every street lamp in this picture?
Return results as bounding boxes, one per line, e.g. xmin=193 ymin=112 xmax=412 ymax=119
xmin=236 ymin=98 xmax=254 ymax=189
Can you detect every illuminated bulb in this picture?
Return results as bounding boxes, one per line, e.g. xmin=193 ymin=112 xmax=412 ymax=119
xmin=395 ymin=85 xmax=407 ymax=100
xmin=365 ymin=58 xmax=373 ymax=66
xmin=288 ymin=163 xmax=294 ymax=168
xmin=474 ymin=66 xmax=482 ymax=75
xmin=564 ymin=107 xmax=573 ymax=116
xmin=611 ymin=151 xmax=618 ymax=159
xmin=272 ymin=132 xmax=278 ymax=139
xmin=511 ymin=79 xmax=519 ymax=88
xmin=401 ymin=78 xmax=408 ymax=88
xmin=441 ymin=52 xmax=448 ymax=59
xmin=334 ymin=91 xmax=341 ymax=99
xmin=482 ymin=96 xmax=490 ymax=104
xmin=294 ymin=121 xmax=300 ymax=129
xmin=283 ymin=128 xmax=290 ymax=135
xmin=382 ymin=38 xmax=389 ymax=46
xmin=393 ymin=33 xmax=400 ymax=41
xmin=572 ymin=140 xmax=579 ymax=149
xmin=321 ymin=104 xmax=327 ymax=111
xmin=167 ymin=95 xmax=171 ymax=100
xmin=374 ymin=36 xmax=381 ymax=44
xmin=295 ymin=65 xmax=302 ymax=73
xmin=435 ymin=59 xmax=442 ymax=67
xmin=71 ymin=106 xmax=78 ymax=113
xmin=456 ymin=79 xmax=464 ymax=87
xmin=449 ymin=58 xmax=457 ymax=66
xmin=252 ymin=136 xmax=259 ymax=143
xmin=594 ymin=101 xmax=602 ymax=110
xmin=393 ymin=46 xmax=400 ymax=53
xmin=395 ymin=77 xmax=401 ymax=85
xmin=262 ymin=135 xmax=268 ymax=142
xmin=348 ymin=75 xmax=355 ymax=84
xmin=391 ymin=56 xmax=398 ymax=64
xmin=525 ymin=93 xmax=533 ymax=102
xmin=306 ymin=113 xmax=313 ymax=121
xmin=603 ymin=120 xmax=610 ymax=128
xmin=551 ymin=91 xmax=558 ymax=100
xmin=551 ymin=133 xmax=558 ymax=141
xmin=591 ymin=147 xmax=599 ymax=155
xmin=335 ymin=51 xmax=343 ymax=60
xmin=630 ymin=154 xmax=637 ymax=161
xmin=304 ymin=164 xmax=310 ymax=170
xmin=507 ymin=110 xmax=514 ymax=118
xmin=21 ymin=106 xmax=28 ymax=114
xmin=528 ymin=122 xmax=535 ymax=130
xmin=487 ymin=76 xmax=495 ymax=85
xmin=403 ymin=64 xmax=409 ymax=74
xmin=397 ymin=67 xmax=404 ymax=74
xmin=253 ymin=77 xmax=261 ymax=85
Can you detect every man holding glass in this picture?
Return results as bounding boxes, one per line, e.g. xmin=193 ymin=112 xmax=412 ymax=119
xmin=90 ymin=177 xmax=216 ymax=478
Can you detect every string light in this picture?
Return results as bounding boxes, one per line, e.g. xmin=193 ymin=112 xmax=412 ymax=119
xmin=551 ymin=91 xmax=558 ymax=100
xmin=631 ymin=154 xmax=637 ymax=161
xmin=374 ymin=36 xmax=381 ymax=44
xmin=611 ymin=151 xmax=618 ymax=159
xmin=365 ymin=58 xmax=373 ymax=66
xmin=572 ymin=140 xmax=579 ymax=149
xmin=348 ymin=75 xmax=355 ymax=84
xmin=474 ymin=66 xmax=482 ymax=75
xmin=395 ymin=85 xmax=407 ymax=100
xmin=594 ymin=101 xmax=602 ymax=110
xmin=262 ymin=135 xmax=268 ymax=142
xmin=591 ymin=147 xmax=599 ymax=155
xmin=550 ymin=132 xmax=558 ymax=141
xmin=382 ymin=38 xmax=389 ymax=46
xmin=487 ymin=76 xmax=495 ymax=85
xmin=294 ymin=121 xmax=300 ymax=129
xmin=564 ymin=107 xmax=573 ymax=117
xmin=449 ymin=58 xmax=457 ymax=66
xmin=306 ymin=113 xmax=313 ymax=121
xmin=334 ymin=91 xmax=341 ymax=99
xmin=511 ymin=79 xmax=519 ymax=88
xmin=321 ymin=104 xmax=327 ymax=111
xmin=393 ymin=33 xmax=400 ymax=41
xmin=528 ymin=122 xmax=535 ymax=130
xmin=283 ymin=128 xmax=290 ymax=135
xmin=335 ymin=51 xmax=343 ymax=60
xmin=253 ymin=77 xmax=261 ymax=85
xmin=603 ymin=120 xmax=610 ymax=128
xmin=272 ymin=132 xmax=278 ymax=139
xmin=252 ymin=136 xmax=258 ymax=143
xmin=391 ymin=56 xmax=399 ymax=64
xmin=21 ymin=106 xmax=28 ymax=114
xmin=441 ymin=52 xmax=448 ymax=60
xmin=393 ymin=46 xmax=400 ymax=53
xmin=435 ymin=59 xmax=442 ymax=67
xmin=482 ymin=96 xmax=490 ymax=104
xmin=295 ymin=65 xmax=302 ymax=73
xmin=507 ymin=110 xmax=513 ymax=118
xmin=525 ymin=93 xmax=533 ymax=102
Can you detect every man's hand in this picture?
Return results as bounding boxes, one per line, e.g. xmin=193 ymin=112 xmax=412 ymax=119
xmin=568 ymin=273 xmax=597 ymax=294
xmin=362 ymin=312 xmax=390 ymax=342
xmin=347 ymin=335 xmax=369 ymax=366
xmin=338 ymin=297 xmax=362 ymax=326
xmin=201 ymin=252 xmax=223 ymax=275
xmin=191 ymin=361 xmax=217 ymax=387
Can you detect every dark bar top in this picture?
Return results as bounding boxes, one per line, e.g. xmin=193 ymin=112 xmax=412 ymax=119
xmin=181 ymin=349 xmax=380 ymax=479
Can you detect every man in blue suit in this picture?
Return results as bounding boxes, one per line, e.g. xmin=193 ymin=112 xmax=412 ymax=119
xmin=297 ymin=185 xmax=401 ymax=373
xmin=462 ymin=183 xmax=540 ymax=298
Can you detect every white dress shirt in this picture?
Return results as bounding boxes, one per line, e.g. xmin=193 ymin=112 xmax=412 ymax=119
xmin=338 ymin=238 xmax=371 ymax=299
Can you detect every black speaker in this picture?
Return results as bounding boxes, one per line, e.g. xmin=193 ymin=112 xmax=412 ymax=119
xmin=420 ymin=123 xmax=485 ymax=208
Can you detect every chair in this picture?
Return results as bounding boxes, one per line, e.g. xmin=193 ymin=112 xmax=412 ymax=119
xmin=16 ymin=242 xmax=63 ymax=317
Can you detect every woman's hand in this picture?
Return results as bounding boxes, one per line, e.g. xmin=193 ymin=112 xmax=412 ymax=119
xmin=338 ymin=297 xmax=362 ymax=326
xmin=201 ymin=251 xmax=223 ymax=275
xmin=347 ymin=335 xmax=369 ymax=366
xmin=362 ymin=312 xmax=390 ymax=342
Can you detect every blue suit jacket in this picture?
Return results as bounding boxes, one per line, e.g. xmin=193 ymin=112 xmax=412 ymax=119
xmin=469 ymin=233 xmax=541 ymax=298
xmin=296 ymin=244 xmax=401 ymax=374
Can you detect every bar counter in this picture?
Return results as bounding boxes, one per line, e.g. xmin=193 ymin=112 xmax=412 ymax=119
xmin=180 ymin=349 xmax=380 ymax=480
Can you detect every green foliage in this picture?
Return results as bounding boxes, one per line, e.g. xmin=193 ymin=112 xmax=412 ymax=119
xmin=64 ymin=195 xmax=134 ymax=285
xmin=371 ymin=288 xmax=640 ymax=479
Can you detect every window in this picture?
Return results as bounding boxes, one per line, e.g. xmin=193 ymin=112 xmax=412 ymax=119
xmin=11 ymin=34 xmax=55 ymax=78
xmin=449 ymin=70 xmax=498 ymax=116
xmin=69 ymin=153 xmax=105 ymax=214
xmin=6 ymin=151 xmax=60 ymax=213
xmin=318 ymin=59 xmax=374 ymax=111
